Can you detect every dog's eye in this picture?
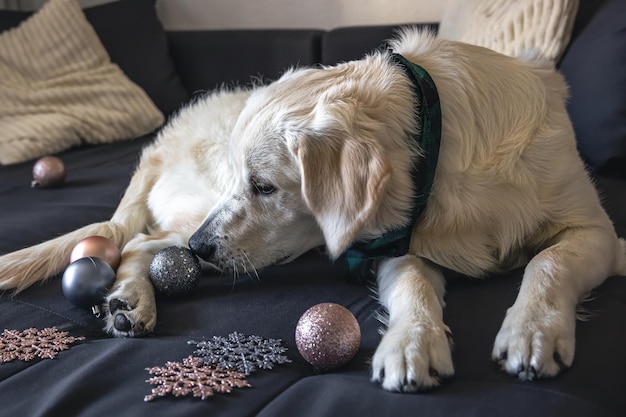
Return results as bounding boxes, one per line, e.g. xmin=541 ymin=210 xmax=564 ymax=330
xmin=252 ymin=180 xmax=276 ymax=196
xmin=256 ymin=184 xmax=276 ymax=195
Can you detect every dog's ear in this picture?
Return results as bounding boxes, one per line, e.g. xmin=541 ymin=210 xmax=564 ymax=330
xmin=289 ymin=131 xmax=391 ymax=259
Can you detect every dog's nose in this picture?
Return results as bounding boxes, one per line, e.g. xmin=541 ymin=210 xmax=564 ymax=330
xmin=188 ymin=232 xmax=217 ymax=262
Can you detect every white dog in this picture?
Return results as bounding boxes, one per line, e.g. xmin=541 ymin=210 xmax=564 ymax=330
xmin=1 ymin=29 xmax=625 ymax=392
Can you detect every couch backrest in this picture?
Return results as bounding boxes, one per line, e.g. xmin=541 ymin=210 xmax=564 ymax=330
xmin=167 ymin=29 xmax=323 ymax=94
xmin=166 ymin=24 xmax=437 ymax=94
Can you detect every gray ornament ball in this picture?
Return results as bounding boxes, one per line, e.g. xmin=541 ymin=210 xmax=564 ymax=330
xmin=149 ymin=246 xmax=201 ymax=296
xmin=62 ymin=257 xmax=116 ymax=309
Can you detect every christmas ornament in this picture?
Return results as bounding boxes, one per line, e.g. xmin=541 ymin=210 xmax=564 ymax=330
xmin=31 ymin=156 xmax=66 ymax=188
xmin=189 ymin=332 xmax=291 ymax=375
xmin=0 ymin=327 xmax=85 ymax=363
xmin=70 ymin=236 xmax=121 ymax=270
xmin=144 ymin=355 xmax=250 ymax=401
xmin=149 ymin=246 xmax=201 ymax=296
xmin=62 ymin=257 xmax=116 ymax=314
xmin=295 ymin=302 xmax=361 ymax=370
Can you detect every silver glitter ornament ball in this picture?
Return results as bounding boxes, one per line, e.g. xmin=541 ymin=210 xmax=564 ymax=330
xmin=149 ymin=246 xmax=201 ymax=296
xmin=295 ymin=302 xmax=361 ymax=370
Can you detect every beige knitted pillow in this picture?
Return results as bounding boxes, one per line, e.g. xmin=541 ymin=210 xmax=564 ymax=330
xmin=0 ymin=0 xmax=164 ymax=165
xmin=438 ymin=0 xmax=579 ymax=63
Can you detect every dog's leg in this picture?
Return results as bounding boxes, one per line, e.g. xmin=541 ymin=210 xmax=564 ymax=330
xmin=371 ymin=255 xmax=454 ymax=392
xmin=0 ymin=221 xmax=127 ymax=291
xmin=104 ymin=231 xmax=188 ymax=337
xmin=0 ymin=149 xmax=159 ymax=292
xmin=492 ymin=226 xmax=624 ymax=380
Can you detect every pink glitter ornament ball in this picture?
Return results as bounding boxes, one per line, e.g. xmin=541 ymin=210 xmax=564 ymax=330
xmin=295 ymin=302 xmax=361 ymax=370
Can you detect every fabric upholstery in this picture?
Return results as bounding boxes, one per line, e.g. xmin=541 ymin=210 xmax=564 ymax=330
xmin=559 ymin=0 xmax=626 ymax=172
xmin=320 ymin=25 xmax=411 ymax=65
xmin=82 ymin=0 xmax=190 ymax=116
xmin=167 ymin=30 xmax=324 ymax=95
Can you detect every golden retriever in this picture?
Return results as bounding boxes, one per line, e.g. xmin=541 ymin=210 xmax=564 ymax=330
xmin=1 ymin=28 xmax=625 ymax=392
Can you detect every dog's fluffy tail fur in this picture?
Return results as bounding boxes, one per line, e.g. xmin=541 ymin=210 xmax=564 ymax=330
xmin=0 ymin=155 xmax=157 ymax=292
xmin=0 ymin=221 xmax=131 ymax=292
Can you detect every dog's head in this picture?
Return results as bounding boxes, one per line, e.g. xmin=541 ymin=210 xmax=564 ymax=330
xmin=189 ymin=57 xmax=417 ymax=272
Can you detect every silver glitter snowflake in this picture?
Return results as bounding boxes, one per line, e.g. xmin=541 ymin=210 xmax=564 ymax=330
xmin=144 ymin=355 xmax=250 ymax=401
xmin=0 ymin=327 xmax=85 ymax=363
xmin=188 ymin=332 xmax=291 ymax=375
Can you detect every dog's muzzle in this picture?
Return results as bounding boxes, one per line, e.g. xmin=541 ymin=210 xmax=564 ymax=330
xmin=188 ymin=229 xmax=217 ymax=262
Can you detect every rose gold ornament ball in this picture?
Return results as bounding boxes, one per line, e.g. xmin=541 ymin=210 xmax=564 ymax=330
xmin=295 ymin=302 xmax=361 ymax=370
xmin=70 ymin=236 xmax=121 ymax=271
xmin=31 ymin=156 xmax=66 ymax=188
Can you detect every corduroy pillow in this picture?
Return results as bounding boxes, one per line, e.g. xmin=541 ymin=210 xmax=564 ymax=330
xmin=0 ymin=0 xmax=191 ymax=117
xmin=0 ymin=0 xmax=164 ymax=165
xmin=438 ymin=0 xmax=579 ymax=63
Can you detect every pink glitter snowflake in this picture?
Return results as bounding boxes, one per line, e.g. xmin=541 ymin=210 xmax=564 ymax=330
xmin=0 ymin=327 xmax=85 ymax=363
xmin=145 ymin=355 xmax=251 ymax=401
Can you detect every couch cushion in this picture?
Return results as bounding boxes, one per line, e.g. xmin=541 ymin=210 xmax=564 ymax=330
xmin=83 ymin=0 xmax=190 ymax=116
xmin=0 ymin=0 xmax=164 ymax=165
xmin=559 ymin=0 xmax=626 ymax=175
xmin=0 ymin=0 xmax=190 ymax=117
xmin=167 ymin=30 xmax=324 ymax=94
xmin=438 ymin=0 xmax=579 ymax=63
xmin=321 ymin=25 xmax=412 ymax=65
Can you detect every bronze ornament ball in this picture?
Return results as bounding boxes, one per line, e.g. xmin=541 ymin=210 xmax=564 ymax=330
xmin=149 ymin=246 xmax=201 ymax=297
xmin=31 ymin=156 xmax=66 ymax=188
xmin=70 ymin=236 xmax=121 ymax=271
xmin=295 ymin=302 xmax=361 ymax=370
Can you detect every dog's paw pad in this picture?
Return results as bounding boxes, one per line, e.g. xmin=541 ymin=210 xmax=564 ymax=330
xmin=109 ymin=298 xmax=130 ymax=313
xmin=106 ymin=298 xmax=137 ymax=335
xmin=103 ymin=278 xmax=157 ymax=338
xmin=113 ymin=313 xmax=132 ymax=332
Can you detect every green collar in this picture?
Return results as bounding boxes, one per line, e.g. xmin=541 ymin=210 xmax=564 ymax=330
xmin=345 ymin=53 xmax=442 ymax=283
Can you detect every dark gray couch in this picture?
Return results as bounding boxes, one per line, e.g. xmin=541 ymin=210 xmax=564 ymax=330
xmin=1 ymin=0 xmax=625 ymax=416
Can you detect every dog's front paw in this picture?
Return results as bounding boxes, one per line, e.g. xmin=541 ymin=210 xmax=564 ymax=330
xmin=492 ymin=302 xmax=575 ymax=380
xmin=104 ymin=282 xmax=156 ymax=337
xmin=371 ymin=322 xmax=454 ymax=392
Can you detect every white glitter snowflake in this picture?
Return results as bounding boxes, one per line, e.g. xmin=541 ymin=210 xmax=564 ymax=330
xmin=188 ymin=332 xmax=291 ymax=375
xmin=144 ymin=355 xmax=250 ymax=401
xmin=0 ymin=327 xmax=85 ymax=363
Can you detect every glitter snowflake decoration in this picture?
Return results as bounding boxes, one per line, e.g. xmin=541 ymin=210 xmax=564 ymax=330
xmin=0 ymin=327 xmax=85 ymax=363
xmin=188 ymin=332 xmax=291 ymax=375
xmin=144 ymin=355 xmax=251 ymax=401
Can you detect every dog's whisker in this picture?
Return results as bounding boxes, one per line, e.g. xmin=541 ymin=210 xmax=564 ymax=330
xmin=238 ymin=255 xmax=249 ymax=276
xmin=207 ymin=261 xmax=224 ymax=273
xmin=242 ymin=252 xmax=260 ymax=282
xmin=226 ymin=258 xmax=239 ymax=294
